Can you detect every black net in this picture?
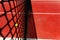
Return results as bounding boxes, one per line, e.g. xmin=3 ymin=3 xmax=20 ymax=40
xmin=0 ymin=0 xmax=25 ymax=40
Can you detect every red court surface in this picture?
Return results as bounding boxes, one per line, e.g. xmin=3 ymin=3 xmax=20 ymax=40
xmin=31 ymin=0 xmax=60 ymax=39
xmin=1 ymin=0 xmax=60 ymax=40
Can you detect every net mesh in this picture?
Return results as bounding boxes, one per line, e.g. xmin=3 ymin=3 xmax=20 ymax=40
xmin=0 ymin=0 xmax=25 ymax=40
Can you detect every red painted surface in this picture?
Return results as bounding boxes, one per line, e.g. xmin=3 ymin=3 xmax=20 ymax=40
xmin=31 ymin=0 xmax=60 ymax=39
xmin=33 ymin=14 xmax=60 ymax=39
xmin=31 ymin=1 xmax=60 ymax=13
xmin=1 ymin=0 xmax=60 ymax=39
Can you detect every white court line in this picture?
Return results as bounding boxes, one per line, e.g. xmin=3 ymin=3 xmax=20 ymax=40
xmin=32 ymin=13 xmax=60 ymax=15
xmin=0 ymin=37 xmax=59 ymax=40
xmin=0 ymin=37 xmax=24 ymax=40
xmin=1 ymin=12 xmax=60 ymax=15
